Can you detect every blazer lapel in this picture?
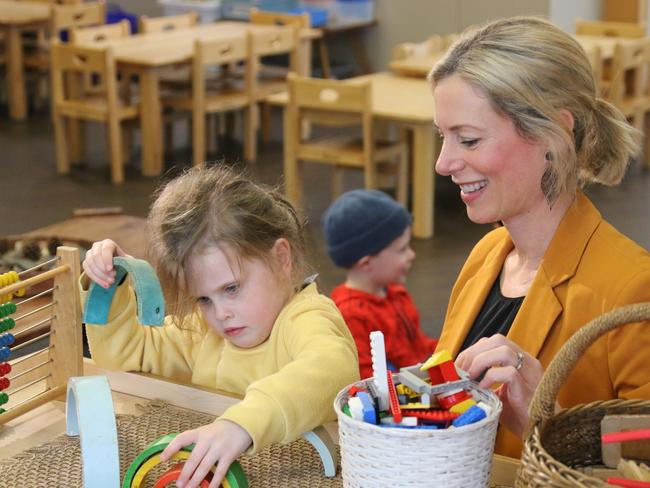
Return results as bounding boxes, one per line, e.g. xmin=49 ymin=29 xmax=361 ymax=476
xmin=508 ymin=193 xmax=602 ymax=357
xmin=444 ymin=233 xmax=514 ymax=356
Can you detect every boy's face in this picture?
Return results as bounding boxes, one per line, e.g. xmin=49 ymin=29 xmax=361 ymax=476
xmin=366 ymin=227 xmax=415 ymax=286
xmin=187 ymin=244 xmax=291 ymax=348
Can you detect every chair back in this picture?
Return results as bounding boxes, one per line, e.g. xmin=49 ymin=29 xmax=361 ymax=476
xmin=609 ymin=38 xmax=650 ymax=108
xmin=576 ymin=19 xmax=646 ymax=38
xmin=249 ymin=7 xmax=310 ymax=28
xmin=69 ymin=19 xmax=130 ymax=43
xmin=139 ymin=11 xmax=198 ymax=34
xmin=52 ymin=1 xmax=106 ymax=33
xmin=50 ymin=40 xmax=117 ymax=106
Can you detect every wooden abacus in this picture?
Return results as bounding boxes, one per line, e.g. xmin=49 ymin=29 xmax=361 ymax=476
xmin=0 ymin=246 xmax=82 ymax=424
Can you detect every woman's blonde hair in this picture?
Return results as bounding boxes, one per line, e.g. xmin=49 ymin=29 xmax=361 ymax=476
xmin=429 ymin=16 xmax=639 ymax=202
xmin=146 ymin=165 xmax=310 ymax=322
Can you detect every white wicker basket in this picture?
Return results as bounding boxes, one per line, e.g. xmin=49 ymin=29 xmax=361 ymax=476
xmin=334 ymin=378 xmax=502 ymax=487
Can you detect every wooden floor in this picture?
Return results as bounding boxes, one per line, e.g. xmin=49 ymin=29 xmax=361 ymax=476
xmin=2 ymin=106 xmax=650 ymax=337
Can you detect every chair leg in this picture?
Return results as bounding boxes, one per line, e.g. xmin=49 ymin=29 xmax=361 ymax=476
xmin=68 ymin=119 xmax=85 ymax=165
xmin=53 ymin=113 xmax=70 ymax=175
xmin=396 ymin=148 xmax=409 ymax=207
xmin=193 ymin=110 xmax=206 ymax=167
xmin=107 ymin=118 xmax=124 ymax=184
xmin=244 ymin=104 xmax=258 ymax=163
xmin=261 ymin=103 xmax=272 ymax=143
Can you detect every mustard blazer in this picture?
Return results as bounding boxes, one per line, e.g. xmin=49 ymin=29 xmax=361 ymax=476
xmin=437 ymin=193 xmax=650 ymax=458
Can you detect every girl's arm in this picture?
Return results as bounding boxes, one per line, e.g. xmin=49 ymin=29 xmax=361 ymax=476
xmin=219 ymin=297 xmax=359 ymax=452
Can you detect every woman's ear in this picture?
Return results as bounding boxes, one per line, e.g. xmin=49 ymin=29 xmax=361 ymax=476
xmin=271 ymin=238 xmax=292 ymax=275
xmin=558 ymin=109 xmax=575 ymax=132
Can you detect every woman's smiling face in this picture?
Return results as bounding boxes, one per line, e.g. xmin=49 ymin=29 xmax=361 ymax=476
xmin=433 ymin=75 xmax=550 ymax=226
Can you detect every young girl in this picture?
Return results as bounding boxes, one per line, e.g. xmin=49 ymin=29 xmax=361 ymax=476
xmin=81 ymin=166 xmax=359 ymax=488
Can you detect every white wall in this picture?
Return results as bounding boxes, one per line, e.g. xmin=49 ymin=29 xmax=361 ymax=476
xmin=548 ymin=0 xmax=602 ymax=32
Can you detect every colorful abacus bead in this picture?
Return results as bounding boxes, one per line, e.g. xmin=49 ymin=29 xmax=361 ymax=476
xmin=0 ymin=393 xmax=8 ymax=405
xmin=0 ymin=347 xmax=10 ymax=362
xmin=0 ymin=318 xmax=15 ymax=332
xmin=0 ymin=377 xmax=10 ymax=391
xmin=0 ymin=334 xmax=14 ymax=347
xmin=0 ymin=303 xmax=17 ymax=318
xmin=0 ymin=363 xmax=11 ymax=376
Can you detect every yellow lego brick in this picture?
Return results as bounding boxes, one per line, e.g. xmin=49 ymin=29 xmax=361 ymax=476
xmin=450 ymin=398 xmax=476 ymax=414
xmin=420 ymin=350 xmax=453 ymax=371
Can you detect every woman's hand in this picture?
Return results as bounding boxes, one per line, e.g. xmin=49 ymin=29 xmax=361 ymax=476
xmin=160 ymin=419 xmax=252 ymax=488
xmin=455 ymin=334 xmax=544 ymax=437
xmin=81 ymin=239 xmax=131 ymax=289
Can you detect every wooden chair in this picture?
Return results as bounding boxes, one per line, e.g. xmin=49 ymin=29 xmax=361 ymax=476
xmin=69 ymin=19 xmax=130 ymax=43
xmin=607 ymin=38 xmax=650 ymax=166
xmin=138 ymin=11 xmax=198 ymax=34
xmin=246 ymin=25 xmax=299 ymax=160
xmin=575 ymin=19 xmax=646 ymax=38
xmin=284 ymin=74 xmax=408 ymax=208
xmin=50 ymin=40 xmax=139 ymax=184
xmin=162 ymin=35 xmax=251 ymax=166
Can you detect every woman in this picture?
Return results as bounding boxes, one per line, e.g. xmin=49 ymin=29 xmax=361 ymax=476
xmin=430 ymin=16 xmax=650 ymax=458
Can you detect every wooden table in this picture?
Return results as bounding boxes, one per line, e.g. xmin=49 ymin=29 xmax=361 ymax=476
xmin=268 ymin=71 xmax=438 ymax=239
xmin=0 ymin=0 xmax=51 ymax=120
xmin=0 ymin=360 xmax=520 ymax=486
xmin=77 ymin=22 xmax=319 ymax=177
xmin=389 ymin=51 xmax=444 ymax=78
xmin=14 ymin=213 xmax=148 ymax=259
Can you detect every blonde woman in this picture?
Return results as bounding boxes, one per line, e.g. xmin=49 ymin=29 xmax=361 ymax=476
xmin=430 ymin=16 xmax=650 ymax=458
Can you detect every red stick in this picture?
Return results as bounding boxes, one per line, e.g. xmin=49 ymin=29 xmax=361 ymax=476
xmin=602 ymin=428 xmax=650 ymax=444
xmin=606 ymin=478 xmax=650 ymax=488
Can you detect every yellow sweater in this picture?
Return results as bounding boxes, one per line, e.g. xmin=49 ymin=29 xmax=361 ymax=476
xmin=83 ymin=282 xmax=359 ymax=453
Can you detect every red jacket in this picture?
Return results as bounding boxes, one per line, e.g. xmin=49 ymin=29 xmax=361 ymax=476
xmin=331 ymin=284 xmax=438 ymax=379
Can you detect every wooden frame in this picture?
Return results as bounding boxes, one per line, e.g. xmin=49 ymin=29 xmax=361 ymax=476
xmin=50 ymin=40 xmax=139 ymax=184
xmin=285 ymin=74 xmax=407 ymax=207
xmin=138 ymin=11 xmax=198 ymax=34
xmin=0 ymin=246 xmax=82 ymax=425
xmin=575 ymin=19 xmax=646 ymax=38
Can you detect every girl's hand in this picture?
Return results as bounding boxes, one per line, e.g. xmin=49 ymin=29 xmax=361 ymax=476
xmin=455 ymin=334 xmax=544 ymax=437
xmin=81 ymin=239 xmax=131 ymax=289
xmin=160 ymin=420 xmax=252 ymax=488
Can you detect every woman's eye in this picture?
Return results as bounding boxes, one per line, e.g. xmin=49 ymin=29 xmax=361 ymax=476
xmin=460 ymin=138 xmax=479 ymax=147
xmin=196 ymin=296 xmax=211 ymax=305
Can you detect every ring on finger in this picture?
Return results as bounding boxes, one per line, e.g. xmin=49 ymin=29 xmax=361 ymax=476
xmin=514 ymin=351 xmax=525 ymax=371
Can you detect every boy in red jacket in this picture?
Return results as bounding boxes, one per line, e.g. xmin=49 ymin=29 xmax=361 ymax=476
xmin=322 ymin=189 xmax=438 ymax=378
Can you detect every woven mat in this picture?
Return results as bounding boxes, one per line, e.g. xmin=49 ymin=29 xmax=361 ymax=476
xmin=0 ymin=400 xmax=343 ymax=487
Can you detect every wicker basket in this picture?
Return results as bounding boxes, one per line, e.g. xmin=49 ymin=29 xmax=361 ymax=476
xmin=334 ymin=378 xmax=502 ymax=487
xmin=517 ymin=302 xmax=650 ymax=487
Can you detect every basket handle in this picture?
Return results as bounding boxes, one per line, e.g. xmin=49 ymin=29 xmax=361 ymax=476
xmin=528 ymin=302 xmax=650 ymax=425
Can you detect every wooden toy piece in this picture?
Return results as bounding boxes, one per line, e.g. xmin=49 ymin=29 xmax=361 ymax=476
xmin=369 ymin=331 xmax=389 ymax=411
xmin=83 ymin=256 xmax=165 ymax=326
xmin=0 ymin=246 xmax=83 ymax=426
xmin=122 ymin=433 xmax=249 ymax=488
xmin=65 ymin=375 xmax=120 ymax=488
xmin=302 ymin=425 xmax=339 ymax=477
xmin=153 ymin=463 xmax=213 ymax=488
xmin=602 ymin=415 xmax=650 ymax=468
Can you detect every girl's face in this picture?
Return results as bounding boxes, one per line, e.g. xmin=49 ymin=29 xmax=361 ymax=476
xmin=187 ymin=241 xmax=292 ymax=349
xmin=433 ymin=75 xmax=549 ymax=226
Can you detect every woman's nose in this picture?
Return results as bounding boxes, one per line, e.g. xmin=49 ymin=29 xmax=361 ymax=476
xmin=435 ymin=141 xmax=465 ymax=176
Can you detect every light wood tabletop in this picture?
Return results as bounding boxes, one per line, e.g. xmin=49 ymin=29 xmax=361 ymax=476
xmin=0 ymin=0 xmax=51 ymax=120
xmin=267 ymin=72 xmax=438 ymax=239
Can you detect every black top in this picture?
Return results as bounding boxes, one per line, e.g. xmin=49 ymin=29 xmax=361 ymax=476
xmin=459 ymin=276 xmax=524 ymax=352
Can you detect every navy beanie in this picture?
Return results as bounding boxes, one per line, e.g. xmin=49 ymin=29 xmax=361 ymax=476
xmin=322 ymin=189 xmax=412 ymax=268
